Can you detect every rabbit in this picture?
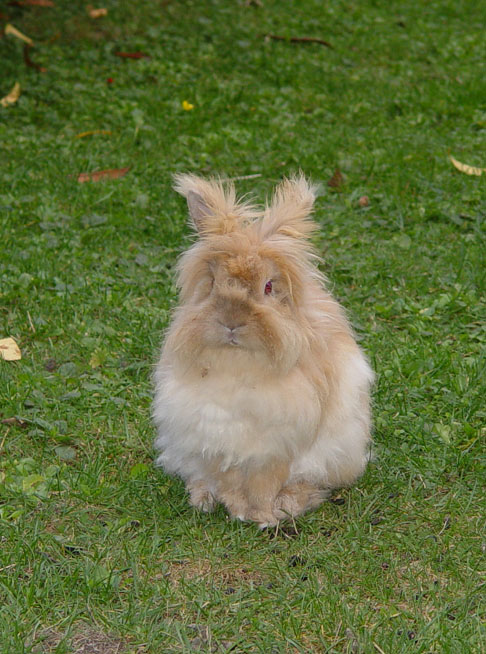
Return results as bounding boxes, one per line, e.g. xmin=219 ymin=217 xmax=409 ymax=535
xmin=153 ymin=174 xmax=373 ymax=528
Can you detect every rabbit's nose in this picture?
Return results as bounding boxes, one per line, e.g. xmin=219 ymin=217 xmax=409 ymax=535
xmin=219 ymin=319 xmax=244 ymax=332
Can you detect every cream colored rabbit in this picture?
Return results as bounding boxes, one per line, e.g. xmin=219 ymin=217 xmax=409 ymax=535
xmin=153 ymin=174 xmax=373 ymax=527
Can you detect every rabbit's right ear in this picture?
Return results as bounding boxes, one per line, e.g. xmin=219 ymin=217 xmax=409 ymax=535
xmin=173 ymin=174 xmax=257 ymax=236
xmin=261 ymin=175 xmax=319 ymax=240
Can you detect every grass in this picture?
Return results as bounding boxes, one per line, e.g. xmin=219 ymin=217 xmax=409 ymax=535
xmin=1 ymin=0 xmax=485 ymax=652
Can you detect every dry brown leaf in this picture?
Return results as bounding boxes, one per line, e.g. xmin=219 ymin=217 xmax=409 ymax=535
xmin=114 ymin=51 xmax=150 ymax=59
xmin=77 ymin=166 xmax=130 ymax=183
xmin=1 ymin=82 xmax=21 ymax=108
xmin=5 ymin=23 xmax=33 ymax=45
xmin=358 ymin=195 xmax=370 ymax=207
xmin=327 ymin=167 xmax=343 ymax=188
xmin=0 ymin=337 xmax=21 ymax=361
xmin=87 ymin=6 xmax=107 ymax=18
xmin=75 ymin=129 xmax=111 ymax=139
xmin=449 ymin=155 xmax=485 ymax=176
xmin=8 ymin=0 xmax=54 ymax=6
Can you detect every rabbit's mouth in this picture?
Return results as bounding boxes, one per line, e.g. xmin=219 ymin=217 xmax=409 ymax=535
xmin=216 ymin=320 xmax=245 ymax=347
xmin=226 ymin=332 xmax=241 ymax=347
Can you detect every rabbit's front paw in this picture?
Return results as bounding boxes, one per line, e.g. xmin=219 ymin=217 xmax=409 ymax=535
xmin=274 ymin=483 xmax=328 ymax=519
xmin=245 ymin=507 xmax=280 ymax=529
xmin=187 ymin=480 xmax=216 ymax=512
xmin=221 ymin=494 xmax=278 ymax=528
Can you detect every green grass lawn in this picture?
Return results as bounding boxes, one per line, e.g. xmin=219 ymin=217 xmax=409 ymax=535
xmin=1 ymin=0 xmax=485 ymax=652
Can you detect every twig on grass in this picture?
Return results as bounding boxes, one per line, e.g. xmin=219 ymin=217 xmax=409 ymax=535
xmin=27 ymin=311 xmax=35 ymax=333
xmin=263 ymin=33 xmax=333 ymax=49
xmin=0 ymin=427 xmax=9 ymax=454
xmin=223 ymin=173 xmax=262 ymax=182
xmin=0 ymin=563 xmax=16 ymax=573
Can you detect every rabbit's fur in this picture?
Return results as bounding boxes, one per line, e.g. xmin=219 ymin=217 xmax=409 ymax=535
xmin=153 ymin=174 xmax=373 ymax=527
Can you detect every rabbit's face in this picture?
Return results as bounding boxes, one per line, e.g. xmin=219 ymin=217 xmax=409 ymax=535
xmin=210 ymin=251 xmax=270 ymax=349
xmin=167 ymin=173 xmax=320 ymax=371
xmin=185 ymin=235 xmax=305 ymax=366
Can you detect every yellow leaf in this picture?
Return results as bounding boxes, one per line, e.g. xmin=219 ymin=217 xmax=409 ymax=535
xmin=449 ymin=155 xmax=485 ymax=176
xmin=22 ymin=474 xmax=45 ymax=491
xmin=75 ymin=129 xmax=112 ymax=139
xmin=87 ymin=6 xmax=107 ymax=18
xmin=0 ymin=337 xmax=21 ymax=361
xmin=182 ymin=100 xmax=194 ymax=111
xmin=1 ymin=82 xmax=21 ymax=108
xmin=89 ymin=351 xmax=103 ymax=368
xmin=4 ymin=23 xmax=34 ymax=45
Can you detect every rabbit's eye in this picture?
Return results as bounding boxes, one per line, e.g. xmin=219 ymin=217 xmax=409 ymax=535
xmin=264 ymin=280 xmax=273 ymax=295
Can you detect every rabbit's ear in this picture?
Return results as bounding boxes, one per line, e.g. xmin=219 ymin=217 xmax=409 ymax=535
xmin=173 ymin=174 xmax=257 ymax=236
xmin=261 ymin=175 xmax=319 ymax=240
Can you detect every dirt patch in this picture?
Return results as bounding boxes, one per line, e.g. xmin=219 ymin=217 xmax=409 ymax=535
xmin=164 ymin=558 xmax=267 ymax=590
xmin=32 ymin=625 xmax=142 ymax=654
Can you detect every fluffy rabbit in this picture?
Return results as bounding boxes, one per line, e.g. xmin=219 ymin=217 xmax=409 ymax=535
xmin=153 ymin=174 xmax=373 ymax=527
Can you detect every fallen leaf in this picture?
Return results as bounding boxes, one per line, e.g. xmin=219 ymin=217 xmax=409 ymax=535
xmin=114 ymin=51 xmax=150 ymax=59
xmin=449 ymin=155 xmax=485 ymax=176
xmin=327 ymin=167 xmax=343 ymax=188
xmin=74 ymin=129 xmax=111 ymax=139
xmin=23 ymin=474 xmax=45 ymax=491
xmin=182 ymin=100 xmax=194 ymax=111
xmin=4 ymin=23 xmax=33 ymax=45
xmin=87 ymin=6 xmax=107 ymax=18
xmin=0 ymin=337 xmax=21 ymax=361
xmin=89 ymin=352 xmax=103 ymax=368
xmin=1 ymin=82 xmax=21 ymax=107
xmin=358 ymin=195 xmax=369 ymax=207
xmin=8 ymin=0 xmax=54 ymax=6
xmin=23 ymin=44 xmax=47 ymax=72
xmin=77 ymin=167 xmax=130 ymax=183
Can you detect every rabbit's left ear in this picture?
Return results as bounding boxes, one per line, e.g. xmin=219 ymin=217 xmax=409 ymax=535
xmin=173 ymin=174 xmax=257 ymax=236
xmin=261 ymin=175 xmax=319 ymax=240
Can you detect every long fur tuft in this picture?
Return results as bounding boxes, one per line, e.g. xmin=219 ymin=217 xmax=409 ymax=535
xmin=260 ymin=174 xmax=320 ymax=240
xmin=174 ymin=173 xmax=260 ymax=236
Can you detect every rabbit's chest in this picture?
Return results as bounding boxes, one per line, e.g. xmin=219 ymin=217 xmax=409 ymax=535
xmin=164 ymin=368 xmax=321 ymax=464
